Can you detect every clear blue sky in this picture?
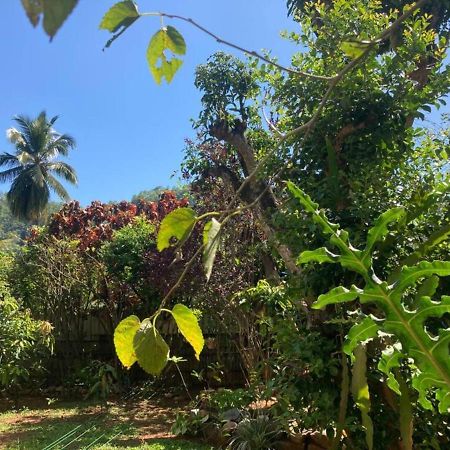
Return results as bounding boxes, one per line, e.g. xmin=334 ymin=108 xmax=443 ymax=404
xmin=0 ymin=1 xmax=297 ymax=204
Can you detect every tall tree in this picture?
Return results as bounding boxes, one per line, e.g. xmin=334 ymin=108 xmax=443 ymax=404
xmin=0 ymin=112 xmax=77 ymax=222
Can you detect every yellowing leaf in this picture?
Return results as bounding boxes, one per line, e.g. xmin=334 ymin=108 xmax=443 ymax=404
xmin=99 ymin=1 xmax=139 ymax=33
xmin=147 ymin=26 xmax=186 ymax=84
xmin=172 ymin=304 xmax=204 ymax=360
xmin=157 ymin=207 xmax=196 ymax=252
xmin=340 ymin=40 xmax=371 ymax=59
xmin=114 ymin=315 xmax=140 ymax=369
xmin=203 ymin=218 xmax=221 ymax=281
xmin=133 ymin=320 xmax=169 ymax=376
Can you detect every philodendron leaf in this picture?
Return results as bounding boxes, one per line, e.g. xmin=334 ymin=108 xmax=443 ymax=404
xmin=157 ymin=207 xmax=196 ymax=252
xmin=362 ymin=207 xmax=405 ymax=267
xmin=133 ymin=319 xmax=169 ymax=376
xmin=351 ymin=345 xmax=373 ymax=450
xmin=147 ymin=26 xmax=186 ymax=84
xmin=171 ymin=304 xmax=204 ymax=360
xmin=203 ymin=218 xmax=221 ymax=281
xmin=312 ymin=285 xmax=361 ymax=309
xmin=378 ymin=345 xmax=404 ymax=395
xmin=42 ymin=0 xmax=79 ymax=40
xmin=114 ymin=315 xmax=140 ymax=369
xmin=343 ymin=316 xmax=379 ymax=359
xmin=297 ymin=247 xmax=338 ymax=264
xmin=100 ymin=1 xmax=139 ymax=32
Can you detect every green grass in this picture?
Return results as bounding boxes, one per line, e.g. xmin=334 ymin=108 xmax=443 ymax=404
xmin=0 ymin=401 xmax=214 ymax=449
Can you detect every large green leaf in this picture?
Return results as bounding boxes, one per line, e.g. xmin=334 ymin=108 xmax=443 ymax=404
xmin=297 ymin=247 xmax=338 ymax=264
xmin=157 ymin=207 xmax=196 ymax=252
xmin=202 ymin=218 xmax=221 ymax=281
xmin=343 ymin=316 xmax=379 ymax=359
xmin=289 ymin=182 xmax=450 ymax=413
xmin=147 ymin=26 xmax=186 ymax=84
xmin=171 ymin=304 xmax=204 ymax=360
xmin=312 ymin=285 xmax=361 ymax=309
xmin=133 ymin=319 xmax=169 ymax=376
xmin=362 ymin=207 xmax=405 ymax=267
xmin=114 ymin=315 xmax=140 ymax=369
xmin=378 ymin=345 xmax=404 ymax=395
xmin=99 ymin=1 xmax=139 ymax=33
xmin=351 ymin=345 xmax=373 ymax=450
xmin=42 ymin=0 xmax=79 ymax=39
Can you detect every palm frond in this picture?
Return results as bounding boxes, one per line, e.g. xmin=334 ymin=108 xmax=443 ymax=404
xmin=0 ymin=153 xmax=20 ymax=168
xmin=0 ymin=166 xmax=24 ymax=183
xmin=7 ymin=173 xmax=49 ymax=221
xmin=46 ymin=161 xmax=78 ymax=185
xmin=44 ymin=133 xmax=76 ymax=158
xmin=46 ymin=174 xmax=70 ymax=201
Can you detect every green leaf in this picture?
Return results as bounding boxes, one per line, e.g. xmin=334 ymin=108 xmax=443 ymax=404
xmin=343 ymin=316 xmax=379 ymax=358
xmin=133 ymin=319 xmax=169 ymax=376
xmin=42 ymin=0 xmax=78 ymax=40
xmin=351 ymin=345 xmax=373 ymax=450
xmin=312 ymin=285 xmax=361 ymax=309
xmin=21 ymin=0 xmax=43 ymax=27
xmin=114 ymin=315 xmax=140 ymax=369
xmin=340 ymin=40 xmax=372 ymax=59
xmin=147 ymin=26 xmax=186 ymax=84
xmin=378 ymin=345 xmax=404 ymax=395
xmin=171 ymin=304 xmax=204 ymax=360
xmin=157 ymin=207 xmax=196 ymax=252
xmin=362 ymin=207 xmax=405 ymax=267
xmin=297 ymin=247 xmax=338 ymax=265
xmin=203 ymin=218 xmax=221 ymax=281
xmin=99 ymin=1 xmax=139 ymax=33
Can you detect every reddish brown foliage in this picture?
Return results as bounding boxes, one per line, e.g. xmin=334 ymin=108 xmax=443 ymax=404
xmin=45 ymin=192 xmax=189 ymax=250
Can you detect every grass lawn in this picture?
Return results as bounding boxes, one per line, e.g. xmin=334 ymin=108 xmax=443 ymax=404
xmin=0 ymin=398 xmax=214 ymax=449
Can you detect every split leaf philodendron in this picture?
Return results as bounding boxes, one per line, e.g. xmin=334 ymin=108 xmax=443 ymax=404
xmin=287 ymin=181 xmax=450 ymax=414
xmin=114 ymin=304 xmax=204 ymax=376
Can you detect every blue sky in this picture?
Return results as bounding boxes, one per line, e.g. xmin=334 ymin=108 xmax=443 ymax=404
xmin=0 ymin=1 xmax=297 ymax=204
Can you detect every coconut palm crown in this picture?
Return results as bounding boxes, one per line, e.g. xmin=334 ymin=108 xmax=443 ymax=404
xmin=0 ymin=111 xmax=77 ymax=221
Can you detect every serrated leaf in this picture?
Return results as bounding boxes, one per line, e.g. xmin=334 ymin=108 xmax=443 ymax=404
xmin=114 ymin=315 xmax=140 ymax=369
xmin=297 ymin=247 xmax=338 ymax=264
xmin=157 ymin=207 xmax=196 ymax=252
xmin=21 ymin=0 xmax=43 ymax=27
xmin=378 ymin=345 xmax=404 ymax=395
xmin=340 ymin=40 xmax=371 ymax=59
xmin=362 ymin=207 xmax=406 ymax=267
xmin=133 ymin=320 xmax=169 ymax=376
xmin=147 ymin=26 xmax=186 ymax=84
xmin=202 ymin=218 xmax=221 ymax=281
xmin=42 ymin=0 xmax=78 ymax=40
xmin=171 ymin=304 xmax=204 ymax=360
xmin=351 ymin=345 xmax=373 ymax=450
xmin=99 ymin=0 xmax=139 ymax=32
xmin=312 ymin=285 xmax=361 ymax=309
xmin=343 ymin=316 xmax=379 ymax=358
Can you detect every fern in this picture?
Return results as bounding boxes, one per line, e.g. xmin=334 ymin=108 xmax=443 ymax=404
xmin=288 ymin=182 xmax=450 ymax=413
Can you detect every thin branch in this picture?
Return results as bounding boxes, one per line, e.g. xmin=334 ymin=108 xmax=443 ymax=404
xmin=140 ymin=12 xmax=334 ymax=81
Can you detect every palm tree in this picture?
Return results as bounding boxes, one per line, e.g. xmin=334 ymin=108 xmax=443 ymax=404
xmin=0 ymin=111 xmax=77 ymax=222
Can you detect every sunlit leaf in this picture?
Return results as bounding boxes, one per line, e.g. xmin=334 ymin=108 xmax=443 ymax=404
xmin=99 ymin=0 xmax=139 ymax=33
xmin=114 ymin=315 xmax=140 ymax=369
xmin=147 ymin=26 xmax=186 ymax=84
xmin=171 ymin=304 xmax=204 ymax=360
xmin=157 ymin=207 xmax=196 ymax=252
xmin=312 ymin=285 xmax=361 ymax=309
xmin=297 ymin=247 xmax=338 ymax=264
xmin=343 ymin=316 xmax=379 ymax=359
xmin=340 ymin=40 xmax=372 ymax=59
